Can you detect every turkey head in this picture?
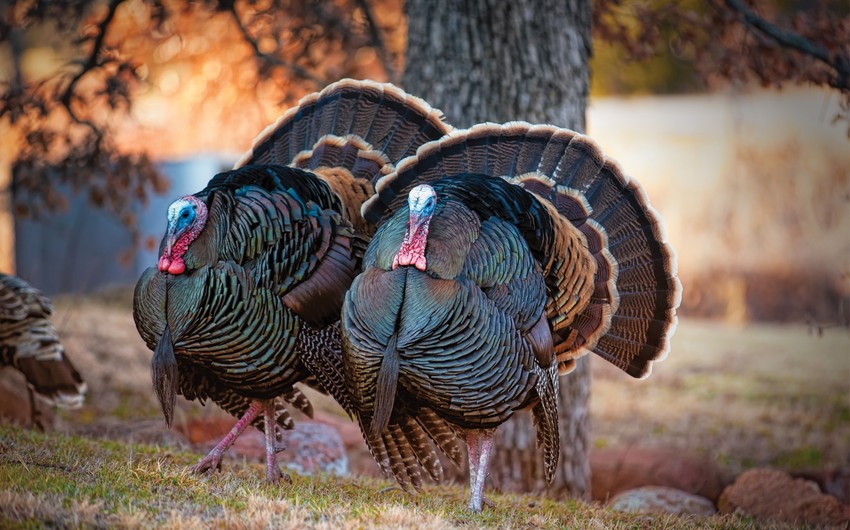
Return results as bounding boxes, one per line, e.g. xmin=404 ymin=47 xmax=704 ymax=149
xmin=157 ymin=195 xmax=208 ymax=275
xmin=393 ymin=184 xmax=437 ymax=271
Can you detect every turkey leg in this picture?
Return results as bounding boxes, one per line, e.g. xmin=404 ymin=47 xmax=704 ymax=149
xmin=193 ymin=400 xmax=264 ymax=475
xmin=262 ymin=400 xmax=290 ymax=484
xmin=466 ymin=431 xmax=480 ymax=492
xmin=467 ymin=429 xmax=496 ymax=512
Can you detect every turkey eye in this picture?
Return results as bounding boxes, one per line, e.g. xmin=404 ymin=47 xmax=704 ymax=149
xmin=181 ymin=211 xmax=189 ymax=218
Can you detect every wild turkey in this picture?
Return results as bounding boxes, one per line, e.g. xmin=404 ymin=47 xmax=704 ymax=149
xmin=0 ymin=273 xmax=86 ymax=428
xmin=132 ymin=79 xmax=456 ymax=482
xmin=341 ymin=122 xmax=682 ymax=510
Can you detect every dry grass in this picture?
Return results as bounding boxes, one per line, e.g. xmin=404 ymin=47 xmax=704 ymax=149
xmin=0 ymin=291 xmax=848 ymax=528
xmin=591 ymin=319 xmax=850 ymax=476
xmin=0 ymin=426 xmax=782 ymax=529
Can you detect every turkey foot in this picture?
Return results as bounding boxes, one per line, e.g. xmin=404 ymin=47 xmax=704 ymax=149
xmin=193 ymin=452 xmax=224 ymax=474
xmin=192 ymin=400 xmax=264 ymax=475
xmin=264 ymin=462 xmax=292 ymax=485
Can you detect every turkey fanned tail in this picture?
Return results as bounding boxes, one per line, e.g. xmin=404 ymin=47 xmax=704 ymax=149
xmin=237 ymin=79 xmax=452 ymax=236
xmin=364 ymin=122 xmax=681 ymax=377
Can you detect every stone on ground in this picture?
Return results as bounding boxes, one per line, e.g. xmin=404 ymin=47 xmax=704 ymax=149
xmin=718 ymin=468 xmax=850 ymax=527
xmin=608 ymin=486 xmax=717 ymax=516
xmin=591 ymin=446 xmax=726 ymax=502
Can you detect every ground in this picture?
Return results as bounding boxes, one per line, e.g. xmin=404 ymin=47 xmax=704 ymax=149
xmin=0 ymin=288 xmax=848 ymax=528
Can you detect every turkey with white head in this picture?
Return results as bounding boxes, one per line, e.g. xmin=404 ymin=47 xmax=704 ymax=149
xmin=341 ymin=123 xmax=682 ymax=510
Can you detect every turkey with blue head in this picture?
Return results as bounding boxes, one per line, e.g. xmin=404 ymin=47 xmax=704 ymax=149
xmin=132 ymin=79 xmax=457 ymax=482
xmin=342 ymin=122 xmax=682 ymax=510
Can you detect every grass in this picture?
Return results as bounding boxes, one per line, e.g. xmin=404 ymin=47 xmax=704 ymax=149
xmin=1 ymin=292 xmax=848 ymax=528
xmin=590 ymin=318 xmax=850 ymax=475
xmin=0 ymin=425 xmax=785 ymax=529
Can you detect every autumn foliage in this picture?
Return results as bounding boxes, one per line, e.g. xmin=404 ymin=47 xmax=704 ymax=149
xmin=1 ymin=0 xmax=848 ymax=242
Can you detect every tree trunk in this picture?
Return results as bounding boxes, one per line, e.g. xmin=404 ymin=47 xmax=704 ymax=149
xmin=402 ymin=0 xmax=592 ymax=499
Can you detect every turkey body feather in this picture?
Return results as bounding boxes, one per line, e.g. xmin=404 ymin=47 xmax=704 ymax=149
xmin=134 ymin=167 xmax=355 ymax=411
xmin=345 ymin=189 xmax=551 ymax=429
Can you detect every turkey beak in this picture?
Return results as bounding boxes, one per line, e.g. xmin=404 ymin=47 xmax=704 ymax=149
xmin=408 ymin=212 xmax=425 ymax=237
xmin=164 ymin=224 xmax=184 ymax=258
xmin=164 ymin=228 xmax=175 ymax=258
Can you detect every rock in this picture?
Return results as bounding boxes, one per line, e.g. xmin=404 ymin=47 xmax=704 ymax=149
xmin=312 ymin=410 xmax=365 ymax=450
xmin=186 ymin=418 xmax=349 ymax=476
xmin=718 ymin=468 xmax=850 ymax=527
xmin=608 ymin=486 xmax=717 ymax=516
xmin=178 ymin=415 xmax=234 ymax=445
xmin=791 ymin=468 xmax=850 ymax=506
xmin=311 ymin=410 xmax=387 ymax=478
xmin=278 ymin=421 xmax=348 ymax=477
xmin=591 ymin=447 xmax=726 ymax=502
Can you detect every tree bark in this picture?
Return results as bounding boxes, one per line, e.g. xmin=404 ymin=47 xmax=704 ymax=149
xmin=402 ymin=0 xmax=592 ymax=499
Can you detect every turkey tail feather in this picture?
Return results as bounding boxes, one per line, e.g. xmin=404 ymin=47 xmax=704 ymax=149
xmin=236 ymin=79 xmax=451 ymax=187
xmin=415 ymin=408 xmax=465 ymax=469
xmin=370 ymin=332 xmax=399 ymax=438
xmin=361 ymin=411 xmax=448 ymax=492
xmin=401 ymin=414 xmax=444 ymax=482
xmin=151 ymin=325 xmax=178 ymax=427
xmin=1 ymin=273 xmax=87 ymax=409
xmin=559 ymin=154 xmax=681 ymax=378
xmin=16 ymin=355 xmax=86 ymax=409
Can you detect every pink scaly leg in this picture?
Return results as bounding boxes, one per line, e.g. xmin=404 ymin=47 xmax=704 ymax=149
xmin=468 ymin=429 xmax=496 ymax=513
xmin=466 ymin=431 xmax=481 ymax=493
xmin=193 ymin=400 xmax=264 ymax=475
xmin=262 ymin=400 xmax=291 ymax=484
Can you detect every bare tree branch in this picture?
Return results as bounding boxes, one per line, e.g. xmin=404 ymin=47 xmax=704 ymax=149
xmin=225 ymin=4 xmax=327 ymax=88
xmin=723 ymin=0 xmax=849 ymax=91
xmin=59 ymin=0 xmax=125 ymax=110
xmin=8 ymin=26 xmax=23 ymax=87
xmin=355 ymin=0 xmax=399 ymax=83
xmin=4 ymin=0 xmax=403 ymax=256
xmin=55 ymin=0 xmax=127 ymax=144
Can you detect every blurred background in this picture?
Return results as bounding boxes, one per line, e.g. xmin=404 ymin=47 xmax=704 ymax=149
xmin=0 ymin=0 xmax=847 ymax=509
